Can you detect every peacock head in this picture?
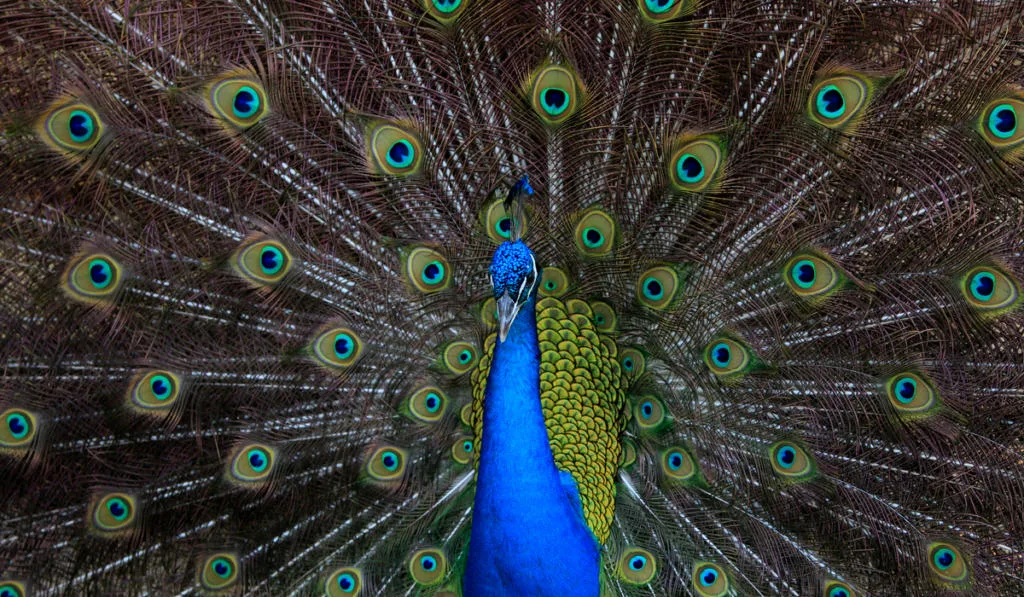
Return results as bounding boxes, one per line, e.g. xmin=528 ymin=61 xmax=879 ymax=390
xmin=490 ymin=241 xmax=538 ymax=342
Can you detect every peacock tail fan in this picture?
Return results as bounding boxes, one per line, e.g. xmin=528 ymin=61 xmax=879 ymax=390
xmin=1 ymin=1 xmax=1022 ymax=596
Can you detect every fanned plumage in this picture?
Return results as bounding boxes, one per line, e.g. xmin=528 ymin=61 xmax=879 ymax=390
xmin=2 ymin=1 xmax=1024 ymax=595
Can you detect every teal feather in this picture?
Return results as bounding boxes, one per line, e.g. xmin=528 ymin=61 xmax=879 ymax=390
xmin=1 ymin=1 xmax=1024 ymax=596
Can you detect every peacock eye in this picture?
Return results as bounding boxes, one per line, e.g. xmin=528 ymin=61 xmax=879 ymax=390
xmin=201 ymin=554 xmax=239 ymax=590
xmin=617 ymin=548 xmax=657 ymax=584
xmin=404 ymin=247 xmax=452 ymax=293
xmin=365 ymin=445 xmax=408 ymax=482
xmin=369 ymin=123 xmax=424 ymax=176
xmin=312 ymin=326 xmax=364 ymax=370
xmin=530 ymin=64 xmax=581 ymax=125
xmin=885 ymin=371 xmax=939 ymax=418
xmin=668 ymin=136 xmax=724 ymax=192
xmin=233 ymin=237 xmax=293 ymax=286
xmin=927 ymin=542 xmax=969 ymax=585
xmin=978 ymin=95 xmax=1024 ymax=149
xmin=129 ymin=370 xmax=183 ymax=413
xmin=783 ymin=253 xmax=844 ymax=299
xmin=91 ymin=492 xmax=137 ymax=532
xmin=639 ymin=0 xmax=693 ymax=22
xmin=1 ymin=409 xmax=36 ymax=447
xmin=619 ymin=348 xmax=645 ymax=380
xmin=807 ymin=73 xmax=871 ymax=130
xmin=824 ymin=580 xmax=856 ymax=597
xmin=692 ymin=562 xmax=729 ymax=596
xmin=960 ymin=265 xmax=1019 ymax=313
xmin=769 ymin=441 xmax=816 ymax=481
xmin=408 ymin=548 xmax=447 ymax=585
xmin=661 ymin=446 xmax=699 ymax=484
xmin=636 ymin=266 xmax=681 ymax=309
xmin=208 ymin=75 xmax=268 ymax=129
xmin=0 ymin=581 xmax=25 ymax=597
xmin=634 ymin=395 xmax=668 ymax=433
xmin=574 ymin=209 xmax=616 ymax=257
xmin=424 ymin=0 xmax=468 ymax=22
xmin=40 ymin=102 xmax=104 ymax=153
xmin=451 ymin=436 xmax=474 ymax=463
xmin=325 ymin=567 xmax=363 ymax=596
xmin=442 ymin=341 xmax=478 ymax=375
xmin=407 ymin=387 xmax=447 ymax=423
xmin=538 ymin=267 xmax=568 ymax=297
xmin=63 ymin=252 xmax=124 ymax=304
xmin=230 ymin=444 xmax=276 ymax=483
xmin=704 ymin=337 xmax=752 ymax=378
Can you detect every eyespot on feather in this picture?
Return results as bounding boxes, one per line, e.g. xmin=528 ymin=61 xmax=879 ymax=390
xmin=200 ymin=553 xmax=239 ymax=591
xmin=62 ymin=252 xmax=124 ymax=305
xmin=206 ymin=74 xmax=268 ymax=129
xmin=529 ymin=64 xmax=582 ymax=125
xmin=0 ymin=581 xmax=27 ymax=597
xmin=538 ymin=267 xmax=569 ymax=297
xmin=481 ymin=197 xmax=527 ymax=244
xmin=0 ymin=409 xmax=38 ymax=449
xmin=884 ymin=371 xmax=940 ymax=418
xmin=617 ymin=548 xmax=657 ymax=585
xmin=661 ymin=446 xmax=700 ymax=484
xmin=634 ymin=395 xmax=669 ymax=433
xmin=769 ymin=440 xmax=816 ymax=481
xmin=638 ymin=0 xmax=696 ymax=22
xmin=232 ymin=236 xmax=293 ymax=287
xmin=127 ymin=370 xmax=183 ymax=414
xmin=692 ymin=562 xmax=729 ymax=597
xmin=441 ymin=341 xmax=477 ymax=375
xmin=783 ymin=253 xmax=846 ymax=300
xmin=573 ymin=208 xmax=616 ymax=257
xmin=977 ymin=93 xmax=1024 ymax=151
xmin=365 ymin=445 xmax=407 ymax=482
xmin=823 ymin=580 xmax=857 ymax=597
xmin=959 ymin=265 xmax=1019 ymax=314
xmin=807 ymin=71 xmax=874 ymax=131
xmin=403 ymin=247 xmax=452 ymax=293
xmin=451 ymin=436 xmax=474 ymax=464
xmin=312 ymin=326 xmax=364 ymax=371
xmin=325 ymin=567 xmax=363 ymax=596
xmin=636 ymin=266 xmax=682 ymax=310
xmin=408 ymin=548 xmax=447 ymax=585
xmin=406 ymin=386 xmax=448 ymax=423
xmin=38 ymin=101 xmax=104 ymax=154
xmin=703 ymin=337 xmax=752 ymax=379
xmin=927 ymin=542 xmax=970 ymax=586
xmin=368 ymin=123 xmax=424 ymax=176
xmin=423 ymin=0 xmax=468 ymax=22
xmin=229 ymin=443 xmax=276 ymax=483
xmin=90 ymin=492 xmax=137 ymax=533
xmin=667 ymin=135 xmax=725 ymax=193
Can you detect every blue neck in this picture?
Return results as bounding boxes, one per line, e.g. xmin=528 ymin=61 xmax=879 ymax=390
xmin=463 ymin=295 xmax=599 ymax=597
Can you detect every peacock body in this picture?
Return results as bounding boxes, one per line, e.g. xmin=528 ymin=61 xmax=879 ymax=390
xmin=2 ymin=0 xmax=1024 ymax=595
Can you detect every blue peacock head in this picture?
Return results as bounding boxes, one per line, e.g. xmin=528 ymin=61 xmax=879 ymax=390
xmin=490 ymin=176 xmax=538 ymax=342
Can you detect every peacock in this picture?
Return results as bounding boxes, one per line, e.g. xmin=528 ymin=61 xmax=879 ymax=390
xmin=2 ymin=0 xmax=1024 ymax=595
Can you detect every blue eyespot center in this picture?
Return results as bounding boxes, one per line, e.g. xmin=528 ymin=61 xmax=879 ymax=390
xmin=422 ymin=261 xmax=444 ymax=284
xmin=645 ymin=0 xmax=675 ymax=13
xmin=433 ymin=0 xmax=461 ymax=13
xmin=458 ymin=350 xmax=472 ymax=363
xmin=793 ymin=259 xmax=816 ymax=288
xmin=777 ymin=446 xmax=796 ymax=467
xmin=259 ymin=246 xmax=283 ymax=275
xmin=970 ymin=271 xmax=995 ymax=300
xmin=334 ymin=334 xmax=354 ymax=359
xmin=248 ymin=449 xmax=268 ymax=472
xmin=641 ymin=402 xmax=653 ymax=418
xmin=213 ymin=558 xmax=232 ymax=577
xmin=712 ymin=343 xmax=731 ymax=368
xmin=817 ymin=85 xmax=845 ymax=118
xmin=676 ymin=154 xmax=704 ymax=183
xmin=7 ymin=414 xmax=28 ymax=438
xmin=496 ymin=217 xmax=512 ymax=238
xmin=989 ymin=104 xmax=1017 ymax=139
xmin=386 ymin=140 xmax=415 ymax=168
xmin=545 ymin=280 xmax=556 ymax=290
xmin=233 ymin=87 xmax=260 ymax=118
xmin=88 ymin=259 xmax=112 ymax=289
xmin=595 ymin=314 xmax=605 ymax=323
xmin=700 ymin=568 xmax=718 ymax=586
xmin=381 ymin=451 xmax=399 ymax=471
xmin=107 ymin=498 xmax=128 ymax=519
xmin=583 ymin=227 xmax=604 ymax=247
xmin=420 ymin=555 xmax=437 ymax=571
xmin=425 ymin=394 xmax=440 ymax=412
xmin=623 ymin=357 xmax=634 ymax=370
xmin=151 ymin=375 xmax=172 ymax=400
xmin=68 ymin=110 xmax=95 ymax=142
xmin=541 ymin=88 xmax=569 ymax=115
xmin=462 ymin=440 xmax=473 ymax=452
xmin=629 ymin=555 xmax=647 ymax=570
xmin=668 ymin=452 xmax=683 ymax=470
xmin=643 ymin=278 xmax=664 ymax=301
xmin=934 ymin=548 xmax=955 ymax=570
xmin=338 ymin=573 xmax=355 ymax=591
xmin=896 ymin=377 xmax=917 ymax=403
xmin=829 ymin=589 xmax=849 ymax=597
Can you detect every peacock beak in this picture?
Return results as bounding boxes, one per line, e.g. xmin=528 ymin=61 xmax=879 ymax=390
xmin=495 ymin=292 xmax=520 ymax=343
